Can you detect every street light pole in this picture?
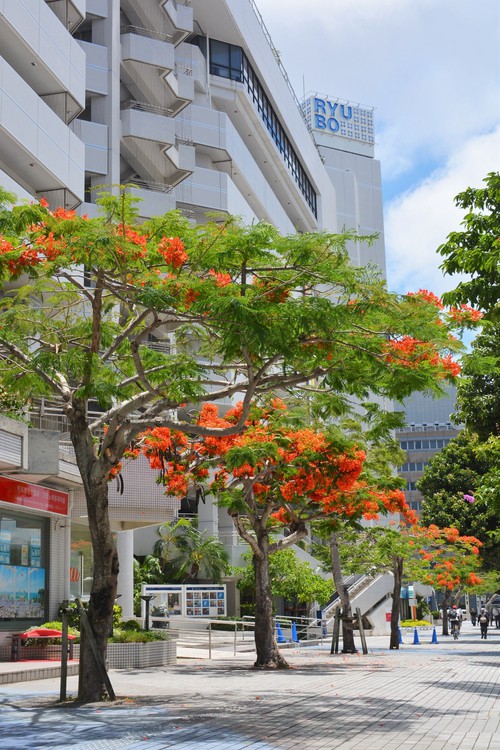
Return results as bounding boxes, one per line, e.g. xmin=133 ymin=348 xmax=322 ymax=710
xmin=140 ymin=595 xmax=155 ymax=631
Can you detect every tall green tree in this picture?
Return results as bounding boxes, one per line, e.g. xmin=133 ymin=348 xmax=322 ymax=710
xmin=0 ymin=188 xmax=461 ymax=697
xmin=454 ymin=323 xmax=500 ymax=439
xmin=438 ymin=171 xmax=500 ymax=315
xmin=438 ymin=172 xmax=500 ymax=515
xmin=418 ymin=432 xmax=499 ymax=568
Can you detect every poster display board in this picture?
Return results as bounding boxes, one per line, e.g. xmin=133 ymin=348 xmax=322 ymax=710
xmin=142 ymin=583 xmax=227 ymax=619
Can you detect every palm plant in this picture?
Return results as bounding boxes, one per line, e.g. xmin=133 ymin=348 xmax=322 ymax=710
xmin=154 ymin=519 xmax=230 ymax=583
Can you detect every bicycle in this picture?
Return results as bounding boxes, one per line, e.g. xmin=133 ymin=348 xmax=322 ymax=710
xmin=450 ymin=619 xmax=460 ymax=639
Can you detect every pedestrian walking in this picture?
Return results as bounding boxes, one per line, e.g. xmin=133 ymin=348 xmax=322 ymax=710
xmin=479 ymin=608 xmax=490 ymax=639
xmin=492 ymin=606 xmax=500 ymax=628
xmin=470 ymin=608 xmax=477 ymax=626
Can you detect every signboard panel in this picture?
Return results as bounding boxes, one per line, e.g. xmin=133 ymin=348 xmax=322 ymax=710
xmin=302 ymin=95 xmax=374 ymax=144
xmin=0 ymin=476 xmax=68 ymax=516
xmin=142 ymin=583 xmax=227 ymax=618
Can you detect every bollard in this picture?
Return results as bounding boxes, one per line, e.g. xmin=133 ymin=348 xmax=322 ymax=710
xmin=413 ymin=627 xmax=420 ymax=645
xmin=431 ymin=627 xmax=438 ymax=644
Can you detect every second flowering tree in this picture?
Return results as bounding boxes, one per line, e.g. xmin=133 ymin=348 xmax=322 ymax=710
xmin=139 ymin=401 xmax=414 ymax=667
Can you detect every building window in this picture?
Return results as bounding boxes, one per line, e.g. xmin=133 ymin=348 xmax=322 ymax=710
xmin=399 ymin=438 xmax=452 ymax=451
xmin=207 ymin=39 xmax=318 ymax=218
xmin=209 ymin=40 xmax=243 ymax=81
xmin=0 ymin=512 xmax=48 ymax=626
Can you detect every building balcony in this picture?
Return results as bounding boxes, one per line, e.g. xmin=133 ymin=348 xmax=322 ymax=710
xmin=176 ymin=167 xmax=229 ymax=214
xmin=176 ymin=42 xmax=207 ymax=94
xmin=71 ymin=119 xmax=108 ymax=175
xmin=161 ymin=0 xmax=193 ymax=46
xmin=121 ymin=101 xmax=194 ymax=186
xmin=120 ymin=28 xmax=194 ymax=115
xmin=0 ymin=59 xmax=84 ymax=207
xmin=125 ymin=181 xmax=177 ymax=218
xmin=121 ymin=28 xmax=175 ymax=109
xmin=78 ymin=40 xmax=108 ymax=96
xmin=162 ymin=66 xmax=194 ymax=116
xmin=0 ymin=0 xmax=85 ymax=123
xmin=46 ymin=0 xmax=86 ymax=33
xmin=121 ymin=0 xmax=192 ymax=47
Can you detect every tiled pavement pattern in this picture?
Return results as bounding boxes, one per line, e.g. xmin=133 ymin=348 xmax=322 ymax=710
xmin=0 ymin=622 xmax=498 ymax=750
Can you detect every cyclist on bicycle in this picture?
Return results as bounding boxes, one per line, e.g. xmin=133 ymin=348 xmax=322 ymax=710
xmin=448 ymin=605 xmax=463 ymax=638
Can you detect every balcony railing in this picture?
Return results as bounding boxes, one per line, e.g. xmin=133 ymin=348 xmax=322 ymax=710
xmin=121 ymin=99 xmax=174 ymax=117
xmin=121 ymin=25 xmax=173 ymax=43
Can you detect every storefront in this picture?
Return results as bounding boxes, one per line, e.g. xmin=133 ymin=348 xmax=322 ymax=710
xmin=0 ymin=476 xmax=69 ymax=649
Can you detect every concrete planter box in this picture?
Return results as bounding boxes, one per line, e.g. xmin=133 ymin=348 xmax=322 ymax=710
xmin=73 ymin=640 xmax=176 ymax=669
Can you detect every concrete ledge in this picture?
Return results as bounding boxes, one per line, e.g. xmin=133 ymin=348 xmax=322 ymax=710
xmin=0 ymin=662 xmax=79 ymax=685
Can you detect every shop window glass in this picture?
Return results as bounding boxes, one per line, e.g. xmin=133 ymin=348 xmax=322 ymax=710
xmin=0 ymin=512 xmax=48 ymax=623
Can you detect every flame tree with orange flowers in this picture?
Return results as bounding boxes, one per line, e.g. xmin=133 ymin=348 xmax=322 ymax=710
xmin=328 ymin=520 xmax=483 ymax=648
xmin=139 ymin=400 xmax=418 ymax=667
xmin=0 ymin=187 xmax=477 ymax=698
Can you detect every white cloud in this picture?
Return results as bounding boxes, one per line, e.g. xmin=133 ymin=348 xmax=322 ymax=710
xmin=385 ymin=126 xmax=500 ymax=296
xmin=260 ymin=0 xmax=500 ymax=182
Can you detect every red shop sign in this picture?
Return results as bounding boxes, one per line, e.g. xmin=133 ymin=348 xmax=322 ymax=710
xmin=0 ymin=475 xmax=68 ymax=516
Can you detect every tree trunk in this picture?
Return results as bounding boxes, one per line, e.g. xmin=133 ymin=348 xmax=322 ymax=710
xmin=441 ymin=589 xmax=452 ymax=636
xmin=330 ymin=533 xmax=357 ymax=654
xmin=72 ymin=419 xmax=119 ymax=702
xmin=389 ymin=556 xmax=404 ymax=649
xmin=253 ymin=530 xmax=288 ymax=669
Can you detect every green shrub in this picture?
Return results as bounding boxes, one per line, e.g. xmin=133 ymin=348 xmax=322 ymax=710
xmin=58 ymin=600 xmax=122 ymax=629
xmin=400 ymin=619 xmax=432 ymax=627
xmin=109 ymin=629 xmax=169 ymax=643
xmin=120 ymin=619 xmax=143 ymax=632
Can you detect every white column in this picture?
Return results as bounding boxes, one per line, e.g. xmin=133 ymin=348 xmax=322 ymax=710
xmin=197 ymin=493 xmax=219 ymax=537
xmin=116 ymin=529 xmax=134 ymax=619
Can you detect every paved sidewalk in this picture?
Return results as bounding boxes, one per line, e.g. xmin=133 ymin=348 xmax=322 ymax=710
xmin=0 ymin=622 xmax=498 ymax=750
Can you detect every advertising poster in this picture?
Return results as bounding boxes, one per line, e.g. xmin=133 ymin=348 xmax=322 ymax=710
xmin=0 ymin=565 xmax=45 ymax=619
xmin=30 ymin=534 xmax=41 ymax=568
xmin=0 ymin=530 xmax=10 ymax=564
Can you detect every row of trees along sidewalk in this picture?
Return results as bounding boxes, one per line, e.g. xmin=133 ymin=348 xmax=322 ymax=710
xmin=0 ymin=186 xmax=480 ymax=701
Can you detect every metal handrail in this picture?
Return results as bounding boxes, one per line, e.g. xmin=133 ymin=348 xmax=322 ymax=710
xmin=121 ymin=99 xmax=174 ymax=117
xmin=128 ymin=180 xmax=175 ymax=194
xmin=121 ymin=25 xmax=173 ymax=43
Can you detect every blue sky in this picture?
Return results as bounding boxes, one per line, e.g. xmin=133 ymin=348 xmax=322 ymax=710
xmin=261 ymin=0 xmax=500 ymax=298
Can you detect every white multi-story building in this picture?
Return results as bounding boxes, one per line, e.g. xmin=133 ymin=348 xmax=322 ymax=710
xmin=0 ymin=0 xmax=388 ymax=637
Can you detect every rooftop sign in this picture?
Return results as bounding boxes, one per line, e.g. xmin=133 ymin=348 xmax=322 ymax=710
xmin=302 ymin=95 xmax=374 ymax=144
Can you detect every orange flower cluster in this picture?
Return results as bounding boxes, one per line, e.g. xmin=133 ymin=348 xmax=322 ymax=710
xmin=448 ymin=304 xmax=483 ymax=324
xmin=208 ymin=269 xmax=232 ymax=287
xmin=384 ymin=336 xmax=460 ymax=378
xmin=407 ymin=289 xmax=444 ymax=309
xmin=158 ymin=236 xmax=188 ymax=269
xmin=140 ymin=426 xmax=189 ymax=471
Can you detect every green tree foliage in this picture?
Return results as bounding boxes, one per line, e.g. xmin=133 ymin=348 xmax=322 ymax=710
xmin=418 ymin=432 xmax=499 ymax=568
xmin=235 ymin=548 xmax=334 ymax=617
xmin=0 ymin=188 xmax=463 ymax=697
xmin=454 ymin=323 xmax=500 ymax=439
xmin=438 ymin=171 xmax=500 ymax=315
